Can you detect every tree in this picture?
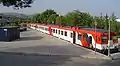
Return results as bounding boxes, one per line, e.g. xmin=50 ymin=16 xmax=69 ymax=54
xmin=55 ymin=16 xmax=60 ymax=25
xmin=55 ymin=15 xmax=64 ymax=26
xmin=65 ymin=10 xmax=82 ymax=26
xmin=104 ymin=13 xmax=109 ymax=30
xmin=48 ymin=14 xmax=58 ymax=24
xmin=0 ymin=0 xmax=34 ymax=9
xmin=65 ymin=10 xmax=93 ymax=27
xmin=31 ymin=9 xmax=58 ymax=24
xmin=41 ymin=9 xmax=58 ymax=24
xmin=110 ymin=13 xmax=118 ymax=34
xmin=94 ymin=16 xmax=105 ymax=29
xmin=29 ymin=9 xmax=120 ymax=36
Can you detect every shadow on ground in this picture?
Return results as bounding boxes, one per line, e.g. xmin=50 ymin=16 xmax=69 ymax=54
xmin=0 ymin=53 xmax=72 ymax=66
xmin=18 ymin=36 xmax=43 ymax=41
xmin=99 ymin=59 xmax=120 ymax=66
xmin=3 ymin=45 xmax=90 ymax=56
xmin=0 ymin=52 xmax=119 ymax=66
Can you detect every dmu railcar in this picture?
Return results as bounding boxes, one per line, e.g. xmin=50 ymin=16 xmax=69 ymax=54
xmin=29 ymin=23 xmax=119 ymax=53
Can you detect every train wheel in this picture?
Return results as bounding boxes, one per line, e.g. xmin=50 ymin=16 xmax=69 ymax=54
xmin=114 ymin=48 xmax=119 ymax=53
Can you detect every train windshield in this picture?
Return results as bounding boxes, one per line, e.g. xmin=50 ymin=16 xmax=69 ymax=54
xmin=112 ymin=36 xmax=118 ymax=43
xmin=102 ymin=36 xmax=108 ymax=43
xmin=102 ymin=35 xmax=118 ymax=43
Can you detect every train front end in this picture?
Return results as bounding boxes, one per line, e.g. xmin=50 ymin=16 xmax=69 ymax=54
xmin=100 ymin=32 xmax=119 ymax=53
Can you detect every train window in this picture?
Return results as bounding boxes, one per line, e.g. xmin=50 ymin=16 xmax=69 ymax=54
xmin=34 ymin=25 xmax=37 ymax=28
xmin=36 ymin=26 xmax=38 ymax=28
xmin=113 ymin=36 xmax=118 ymax=43
xmin=53 ymin=29 xmax=55 ymax=33
xmin=61 ymin=31 xmax=63 ymax=35
xmin=45 ymin=28 xmax=48 ymax=31
xmin=78 ymin=34 xmax=82 ymax=40
xmin=102 ymin=36 xmax=107 ymax=39
xmin=70 ymin=33 xmax=73 ymax=38
xmin=113 ymin=36 xmax=117 ymax=39
xmin=56 ymin=30 xmax=57 ymax=33
xmin=65 ymin=31 xmax=67 ymax=36
xmin=58 ymin=30 xmax=60 ymax=34
xmin=89 ymin=36 xmax=92 ymax=44
xmin=41 ymin=27 xmax=44 ymax=30
xmin=42 ymin=27 xmax=44 ymax=30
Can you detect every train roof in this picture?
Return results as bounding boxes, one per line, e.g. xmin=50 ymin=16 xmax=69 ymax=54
xmin=80 ymin=28 xmax=108 ymax=32
xmin=31 ymin=23 xmax=109 ymax=33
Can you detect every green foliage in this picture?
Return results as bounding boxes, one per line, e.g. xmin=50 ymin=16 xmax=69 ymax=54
xmin=1 ymin=0 xmax=120 ymax=35
xmin=110 ymin=13 xmax=119 ymax=35
xmin=31 ymin=9 xmax=59 ymax=24
xmin=0 ymin=0 xmax=33 ymax=9
xmin=104 ymin=13 xmax=109 ymax=30
xmin=30 ymin=9 xmax=120 ymax=35
xmin=94 ymin=16 xmax=105 ymax=29
xmin=63 ymin=10 xmax=94 ymax=27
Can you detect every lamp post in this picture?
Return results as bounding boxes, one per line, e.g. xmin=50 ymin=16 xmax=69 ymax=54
xmin=59 ymin=14 xmax=61 ymax=26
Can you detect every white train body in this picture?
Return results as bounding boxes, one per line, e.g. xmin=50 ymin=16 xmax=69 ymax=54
xmin=29 ymin=23 xmax=119 ymax=52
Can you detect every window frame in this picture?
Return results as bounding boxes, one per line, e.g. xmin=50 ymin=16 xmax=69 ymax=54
xmin=53 ymin=29 xmax=55 ymax=33
xmin=61 ymin=31 xmax=63 ymax=35
xmin=56 ymin=29 xmax=57 ymax=33
xmin=70 ymin=33 xmax=73 ymax=38
xmin=65 ymin=31 xmax=67 ymax=36
xmin=58 ymin=30 xmax=60 ymax=34
xmin=78 ymin=34 xmax=82 ymax=40
xmin=45 ymin=28 xmax=48 ymax=31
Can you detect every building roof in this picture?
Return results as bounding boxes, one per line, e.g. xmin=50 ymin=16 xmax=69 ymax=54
xmin=116 ymin=19 xmax=120 ymax=22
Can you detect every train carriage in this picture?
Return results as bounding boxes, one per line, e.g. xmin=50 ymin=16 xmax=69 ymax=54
xmin=36 ymin=24 xmax=49 ymax=34
xmin=29 ymin=23 xmax=119 ymax=53
xmin=76 ymin=28 xmax=118 ymax=51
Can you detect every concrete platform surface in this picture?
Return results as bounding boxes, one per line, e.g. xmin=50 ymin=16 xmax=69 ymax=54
xmin=0 ymin=29 xmax=112 ymax=60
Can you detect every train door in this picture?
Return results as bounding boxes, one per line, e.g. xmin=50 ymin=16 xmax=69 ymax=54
xmin=88 ymin=36 xmax=93 ymax=49
xmin=81 ymin=33 xmax=89 ymax=48
xmin=88 ymin=36 xmax=92 ymax=44
xmin=73 ymin=31 xmax=76 ymax=44
xmin=49 ymin=26 xmax=53 ymax=36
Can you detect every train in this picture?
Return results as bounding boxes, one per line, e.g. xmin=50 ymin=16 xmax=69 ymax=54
xmin=29 ymin=23 xmax=119 ymax=53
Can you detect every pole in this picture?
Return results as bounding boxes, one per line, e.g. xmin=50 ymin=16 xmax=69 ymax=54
xmin=59 ymin=15 xmax=61 ymax=26
xmin=108 ymin=19 xmax=111 ymax=57
xmin=95 ymin=20 xmax=97 ymax=54
xmin=59 ymin=14 xmax=61 ymax=39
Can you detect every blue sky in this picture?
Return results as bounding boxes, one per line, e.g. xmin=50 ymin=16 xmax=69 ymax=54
xmin=0 ymin=0 xmax=119 ymax=17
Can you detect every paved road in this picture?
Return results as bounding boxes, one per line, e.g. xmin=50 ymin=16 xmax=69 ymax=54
xmin=0 ymin=53 xmax=120 ymax=66
xmin=0 ymin=29 xmax=120 ymax=66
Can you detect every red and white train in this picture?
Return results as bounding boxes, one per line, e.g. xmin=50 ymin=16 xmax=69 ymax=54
xmin=29 ymin=23 xmax=119 ymax=53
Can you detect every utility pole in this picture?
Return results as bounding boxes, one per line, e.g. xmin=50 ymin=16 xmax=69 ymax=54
xmin=58 ymin=14 xmax=61 ymax=39
xmin=108 ymin=18 xmax=111 ymax=57
xmin=95 ymin=19 xmax=97 ymax=54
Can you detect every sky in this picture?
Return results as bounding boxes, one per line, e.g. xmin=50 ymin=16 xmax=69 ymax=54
xmin=0 ymin=0 xmax=120 ymax=17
